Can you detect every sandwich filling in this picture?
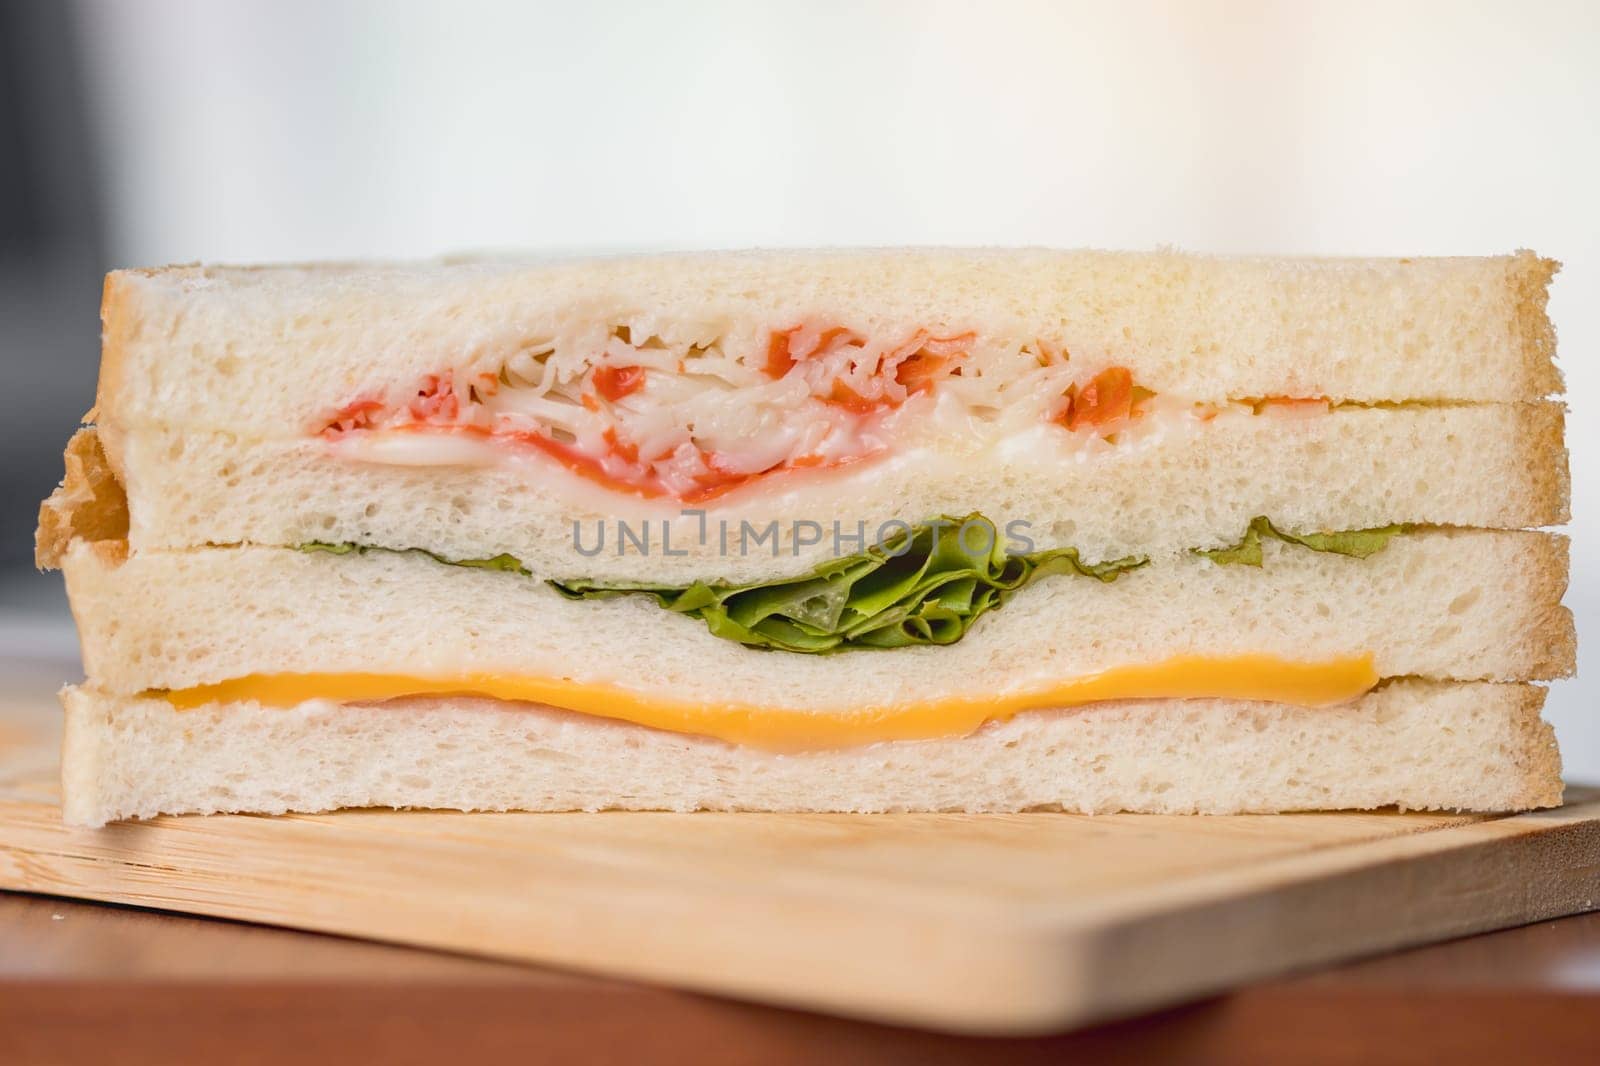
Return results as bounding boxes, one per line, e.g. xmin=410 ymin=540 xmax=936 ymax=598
xmin=224 ymin=312 xmax=1415 ymax=749
xmin=322 ymin=324 xmax=988 ymax=501
xmin=304 ymin=514 xmax=1410 ymax=653
xmin=319 ymin=323 xmax=1336 ymax=502
xmin=157 ymin=654 xmax=1380 ymax=751
xmin=147 ymin=515 xmax=1406 ymax=748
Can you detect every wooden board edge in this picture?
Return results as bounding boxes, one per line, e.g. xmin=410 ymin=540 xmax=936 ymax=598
xmin=2 ymin=796 xmax=1598 ymax=1035
xmin=1053 ymin=791 xmax=1600 ymax=927
xmin=0 ymin=793 xmax=1103 ymax=1033
xmin=1015 ymin=797 xmax=1600 ymax=1033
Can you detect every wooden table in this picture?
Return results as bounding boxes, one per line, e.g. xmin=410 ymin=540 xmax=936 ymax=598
xmin=3 ymin=889 xmax=1598 ymax=1064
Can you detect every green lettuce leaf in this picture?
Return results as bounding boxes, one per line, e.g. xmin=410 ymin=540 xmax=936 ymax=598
xmin=301 ymin=512 xmax=1413 ymax=653
xmin=299 ymin=541 xmax=530 ymax=573
xmin=1195 ymin=516 xmax=1413 ymax=567
xmin=549 ymin=515 xmax=1148 ymax=653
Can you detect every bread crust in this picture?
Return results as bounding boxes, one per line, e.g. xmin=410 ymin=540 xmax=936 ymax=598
xmin=1524 ymin=399 xmax=1573 ymax=523
xmin=1508 ymin=251 xmax=1563 ymax=397
xmin=94 ymin=268 xmax=155 ymax=428
xmin=35 ymin=428 xmax=128 ymax=569
xmin=1507 ymin=682 xmax=1566 ymax=808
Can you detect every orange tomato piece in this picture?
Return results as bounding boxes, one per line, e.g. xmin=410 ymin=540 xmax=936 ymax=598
xmin=891 ymin=331 xmax=971 ymax=393
xmin=826 ymin=379 xmax=879 ymax=413
xmin=766 ymin=328 xmax=802 ymax=377
xmin=894 ymin=352 xmax=950 ymax=393
xmin=1065 ymin=366 xmax=1134 ymax=431
xmin=592 ymin=365 xmax=645 ymax=401
xmin=599 ymin=426 xmax=640 ymax=464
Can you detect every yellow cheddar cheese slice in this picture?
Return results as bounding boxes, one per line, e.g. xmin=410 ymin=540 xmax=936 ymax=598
xmin=155 ymin=654 xmax=1380 ymax=751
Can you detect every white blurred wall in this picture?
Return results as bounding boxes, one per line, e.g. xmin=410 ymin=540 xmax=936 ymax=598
xmin=69 ymin=0 xmax=1600 ymax=776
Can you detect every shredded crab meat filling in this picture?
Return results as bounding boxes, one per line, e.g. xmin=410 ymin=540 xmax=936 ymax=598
xmin=321 ymin=325 xmax=1330 ymax=500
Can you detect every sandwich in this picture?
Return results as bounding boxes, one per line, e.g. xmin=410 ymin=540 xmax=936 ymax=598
xmin=37 ymin=249 xmax=1573 ymax=826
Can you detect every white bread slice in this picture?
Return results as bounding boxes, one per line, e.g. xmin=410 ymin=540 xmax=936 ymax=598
xmin=85 ymin=400 xmax=1569 ymax=582
xmin=58 ymin=680 xmax=1563 ymax=826
xmin=61 ymin=530 xmax=1573 ymax=704
xmin=94 ymin=250 xmax=1560 ymax=434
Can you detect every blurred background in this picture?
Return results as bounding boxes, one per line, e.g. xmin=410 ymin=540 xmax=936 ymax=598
xmin=1 ymin=0 xmax=1595 ymax=772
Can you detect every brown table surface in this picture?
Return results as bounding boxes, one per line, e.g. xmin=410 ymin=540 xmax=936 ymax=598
xmin=2 ymin=889 xmax=1598 ymax=1065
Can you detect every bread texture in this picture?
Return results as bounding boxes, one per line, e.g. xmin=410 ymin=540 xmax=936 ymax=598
xmin=92 ymin=401 xmax=1569 ymax=581
xmin=95 ymin=250 xmax=1561 ymax=434
xmin=58 ymin=680 xmax=1563 ymax=826
xmin=62 ymin=532 xmax=1573 ymax=703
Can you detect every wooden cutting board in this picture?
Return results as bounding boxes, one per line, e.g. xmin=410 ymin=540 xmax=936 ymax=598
xmin=1 ymin=691 xmax=1596 ymax=1035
